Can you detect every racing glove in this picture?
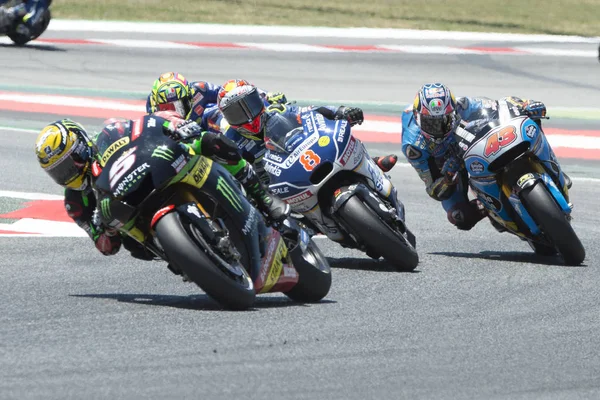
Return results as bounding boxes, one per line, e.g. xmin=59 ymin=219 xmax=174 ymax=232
xmin=506 ymin=96 xmax=547 ymax=119
xmin=426 ymin=156 xmax=461 ymax=201
xmin=90 ymin=208 xmax=122 ymax=256
xmin=169 ymin=120 xmax=203 ymax=141
xmin=522 ymin=100 xmax=547 ymax=119
xmin=266 ymin=92 xmax=287 ymax=105
xmin=442 ymin=155 xmax=462 ymax=178
xmin=335 ymin=106 xmax=364 ymax=126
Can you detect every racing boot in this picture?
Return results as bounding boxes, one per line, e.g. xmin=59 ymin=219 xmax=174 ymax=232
xmin=488 ymin=216 xmax=507 ymax=233
xmin=235 ymin=163 xmax=291 ymax=223
xmin=122 ymin=235 xmax=155 ymax=261
xmin=372 ymin=154 xmax=398 ymax=173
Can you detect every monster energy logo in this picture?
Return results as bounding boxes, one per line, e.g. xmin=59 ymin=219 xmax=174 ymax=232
xmin=61 ymin=120 xmax=83 ymax=131
xmin=152 ymin=146 xmax=175 ymax=161
xmin=100 ymin=198 xmax=112 ymax=219
xmin=216 ymin=176 xmax=242 ymax=212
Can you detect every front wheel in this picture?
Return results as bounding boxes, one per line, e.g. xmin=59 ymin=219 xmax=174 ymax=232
xmin=8 ymin=9 xmax=51 ymax=46
xmin=155 ymin=212 xmax=256 ymax=310
xmin=337 ymin=195 xmax=419 ymax=271
xmin=527 ymin=240 xmax=557 ymax=256
xmin=284 ymin=239 xmax=332 ymax=303
xmin=520 ymin=182 xmax=585 ymax=265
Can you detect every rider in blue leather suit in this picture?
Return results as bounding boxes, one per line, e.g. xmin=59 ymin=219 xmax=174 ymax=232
xmin=401 ymin=82 xmax=562 ymax=231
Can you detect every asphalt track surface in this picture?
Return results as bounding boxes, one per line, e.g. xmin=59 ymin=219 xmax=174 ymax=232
xmin=1 ymin=31 xmax=600 ymax=399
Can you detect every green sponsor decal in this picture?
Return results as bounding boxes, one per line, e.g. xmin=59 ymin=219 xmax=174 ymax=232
xmin=152 ymin=147 xmax=175 ymax=161
xmin=100 ymin=198 xmax=112 ymax=219
xmin=216 ymin=176 xmax=243 ymax=212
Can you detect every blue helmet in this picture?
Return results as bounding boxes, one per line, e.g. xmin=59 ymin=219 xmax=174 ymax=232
xmin=412 ymin=83 xmax=458 ymax=142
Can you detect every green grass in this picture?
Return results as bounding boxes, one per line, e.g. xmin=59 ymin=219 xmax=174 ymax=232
xmin=52 ymin=0 xmax=599 ymax=37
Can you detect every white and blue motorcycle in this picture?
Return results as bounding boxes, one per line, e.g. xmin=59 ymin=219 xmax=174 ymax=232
xmin=453 ymin=100 xmax=585 ymax=265
xmin=260 ymin=111 xmax=419 ymax=272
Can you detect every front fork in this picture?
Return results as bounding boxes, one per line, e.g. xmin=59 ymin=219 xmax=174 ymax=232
xmin=353 ymin=145 xmax=406 ymax=222
xmin=330 ymin=182 xmax=414 ymax=247
xmin=154 ymin=156 xmax=269 ymax=281
xmin=500 ymin=156 xmax=572 ymax=236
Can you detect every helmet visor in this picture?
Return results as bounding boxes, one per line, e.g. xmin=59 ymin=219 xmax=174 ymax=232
xmin=420 ymin=113 xmax=455 ymax=139
xmin=221 ymin=88 xmax=265 ymax=126
xmin=44 ymin=140 xmax=91 ymax=188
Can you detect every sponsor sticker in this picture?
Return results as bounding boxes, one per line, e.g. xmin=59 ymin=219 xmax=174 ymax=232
xmin=429 ymin=98 xmax=444 ymax=113
xmin=517 ymin=173 xmax=535 ymax=188
xmin=171 ymin=154 xmax=186 ymax=173
xmin=318 ymin=136 xmax=330 ymax=147
xmin=284 ymin=190 xmax=313 ymax=204
xmin=469 ymin=160 xmax=484 ymax=173
xmin=100 ymin=137 xmax=130 ymax=167
xmin=525 ymin=124 xmax=537 ymax=139
xmin=405 ymin=145 xmax=422 ymax=160
xmin=264 ymin=161 xmax=282 ymax=177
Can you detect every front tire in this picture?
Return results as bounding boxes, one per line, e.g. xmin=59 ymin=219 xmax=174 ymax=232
xmin=527 ymin=240 xmax=558 ymax=256
xmin=337 ymin=195 xmax=419 ymax=271
xmin=155 ymin=212 xmax=256 ymax=310
xmin=8 ymin=9 xmax=51 ymax=46
xmin=520 ymin=182 xmax=585 ymax=265
xmin=285 ymin=239 xmax=332 ymax=303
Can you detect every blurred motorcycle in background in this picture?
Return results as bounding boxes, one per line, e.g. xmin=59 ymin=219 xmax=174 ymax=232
xmin=0 ymin=0 xmax=51 ymax=45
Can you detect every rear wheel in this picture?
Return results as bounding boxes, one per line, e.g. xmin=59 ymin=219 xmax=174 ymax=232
xmin=155 ymin=212 xmax=256 ymax=310
xmin=337 ymin=195 xmax=419 ymax=271
xmin=520 ymin=182 xmax=585 ymax=265
xmin=285 ymin=239 xmax=332 ymax=303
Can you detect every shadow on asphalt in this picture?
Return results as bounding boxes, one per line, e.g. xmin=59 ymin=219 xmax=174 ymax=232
xmin=70 ymin=293 xmax=337 ymax=311
xmin=0 ymin=43 xmax=65 ymax=52
xmin=328 ymin=257 xmax=421 ymax=273
xmin=430 ymin=251 xmax=588 ymax=267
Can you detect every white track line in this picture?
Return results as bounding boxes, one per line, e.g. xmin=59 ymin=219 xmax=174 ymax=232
xmin=0 ymin=93 xmax=143 ymax=111
xmin=47 ymin=20 xmax=600 ymax=43
xmin=0 ymin=190 xmax=63 ymax=200
xmin=236 ymin=42 xmax=345 ymax=52
xmin=89 ymin=38 xmax=202 ymax=49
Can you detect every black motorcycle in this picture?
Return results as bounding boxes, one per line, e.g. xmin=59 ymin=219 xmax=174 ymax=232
xmin=92 ymin=115 xmax=332 ymax=310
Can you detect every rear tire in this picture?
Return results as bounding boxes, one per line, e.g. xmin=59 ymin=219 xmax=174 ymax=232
xmin=285 ymin=239 xmax=332 ymax=303
xmin=521 ymin=182 xmax=585 ymax=265
xmin=155 ymin=212 xmax=256 ymax=310
xmin=337 ymin=195 xmax=419 ymax=271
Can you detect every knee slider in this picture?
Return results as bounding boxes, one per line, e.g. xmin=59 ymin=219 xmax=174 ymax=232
xmin=447 ymin=203 xmax=479 ymax=231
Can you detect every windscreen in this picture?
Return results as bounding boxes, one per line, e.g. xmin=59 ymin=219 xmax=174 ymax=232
xmin=264 ymin=113 xmax=303 ymax=154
